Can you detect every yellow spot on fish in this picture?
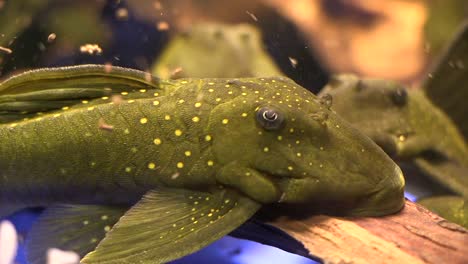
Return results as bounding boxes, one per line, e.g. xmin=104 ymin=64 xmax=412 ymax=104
xmin=121 ymin=92 xmax=128 ymax=95
xmin=222 ymin=119 xmax=229 ymax=125
xmin=131 ymin=147 xmax=138 ymax=153
xmin=102 ymin=96 xmax=109 ymax=100
xmin=207 ymin=160 xmax=214 ymax=166
xmin=263 ymin=147 xmax=269 ymax=152
xmin=53 ymin=114 xmax=61 ymax=118
xmin=215 ymin=98 xmax=221 ymax=102
xmin=208 ymin=82 xmax=215 ymax=85
xmin=175 ymin=129 xmax=182 ymax=136
xmin=101 ymin=215 xmax=108 ymax=220
xmin=277 ymin=135 xmax=283 ymax=141
xmin=124 ymin=128 xmax=130 ymax=134
xmin=208 ymin=88 xmax=214 ymax=92
xmin=296 ymin=153 xmax=302 ymax=157
xmin=87 ymin=106 xmax=95 ymax=111
xmin=184 ymin=151 xmax=191 ymax=157
xmin=224 ymin=199 xmax=230 ymax=204
xmin=83 ymin=220 xmax=89 ymax=225
xmin=140 ymin=117 xmax=148 ymax=124
xmin=104 ymin=226 xmax=111 ymax=232
xmin=287 ymin=166 xmax=294 ymax=171
xmin=154 ymin=92 xmax=159 ymax=96
xmin=62 ymin=106 xmax=69 ymax=110
xmin=241 ymin=113 xmax=248 ymax=117
xmin=245 ymin=172 xmax=251 ymax=176
xmin=192 ymin=116 xmax=200 ymax=122
xmin=128 ymin=100 xmax=135 ymax=103
xmin=181 ymin=80 xmax=188 ymax=84
xmin=208 ymin=213 xmax=213 ymax=217
xmin=154 ymin=138 xmax=162 ymax=145
xmin=320 ymin=146 xmax=324 ymax=151
xmin=35 ymin=117 xmax=43 ymax=121
xmin=205 ymin=135 xmax=212 ymax=141
xmin=194 ymin=102 xmax=202 ymax=108
xmin=178 ymin=99 xmax=185 ymax=104
xmin=164 ymin=115 xmax=171 ymax=120
xmin=241 ymin=92 xmax=247 ymax=96
xmin=289 ymin=128 xmax=294 ymax=133
xmin=82 ymin=100 xmax=89 ymax=104
xmin=125 ymin=167 xmax=132 ymax=173
xmin=225 ymin=84 xmax=230 ymax=88
xmin=139 ymin=89 xmax=147 ymax=93
xmin=148 ymin=162 xmax=156 ymax=169
xmin=153 ymin=101 xmax=160 ymax=106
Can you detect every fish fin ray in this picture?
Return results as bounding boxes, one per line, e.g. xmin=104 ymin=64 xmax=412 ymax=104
xmin=81 ymin=188 xmax=260 ymax=264
xmin=25 ymin=204 xmax=127 ymax=264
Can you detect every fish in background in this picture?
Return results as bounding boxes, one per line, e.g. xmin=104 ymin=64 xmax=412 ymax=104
xmin=0 ymin=64 xmax=404 ymax=263
xmin=152 ymin=23 xmax=283 ymax=79
xmin=319 ymin=22 xmax=468 ymax=228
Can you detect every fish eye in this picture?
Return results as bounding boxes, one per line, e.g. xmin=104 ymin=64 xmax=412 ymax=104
xmin=256 ymin=107 xmax=284 ymax=130
xmin=390 ymin=88 xmax=407 ymax=106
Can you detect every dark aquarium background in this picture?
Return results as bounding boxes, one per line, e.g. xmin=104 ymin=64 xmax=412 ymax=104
xmin=0 ymin=0 xmax=466 ymax=263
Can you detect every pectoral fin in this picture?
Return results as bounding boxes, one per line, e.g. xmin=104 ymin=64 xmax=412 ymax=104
xmin=0 ymin=64 xmax=163 ymax=124
xmin=423 ymin=22 xmax=468 ymax=140
xmin=25 ymin=204 xmax=127 ymax=264
xmin=82 ymin=188 xmax=261 ymax=264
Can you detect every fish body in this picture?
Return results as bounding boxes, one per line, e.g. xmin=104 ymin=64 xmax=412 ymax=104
xmin=152 ymin=23 xmax=282 ymax=79
xmin=0 ymin=65 xmax=404 ymax=263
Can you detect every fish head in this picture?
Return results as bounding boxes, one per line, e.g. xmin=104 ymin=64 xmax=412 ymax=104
xmin=153 ymin=23 xmax=281 ymax=79
xmin=208 ymin=77 xmax=405 ymax=216
xmin=320 ymin=74 xmax=467 ymax=160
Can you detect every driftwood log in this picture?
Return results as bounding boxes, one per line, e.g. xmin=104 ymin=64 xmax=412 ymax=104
xmin=233 ymin=200 xmax=467 ymax=264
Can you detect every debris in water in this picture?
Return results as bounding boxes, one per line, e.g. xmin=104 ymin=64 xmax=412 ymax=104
xmin=111 ymin=95 xmax=123 ymax=105
xmin=157 ymin=21 xmax=170 ymax=31
xmin=0 ymin=46 xmax=12 ymax=54
xmin=116 ymin=8 xmax=129 ymax=20
xmin=79 ymin=44 xmax=102 ymax=55
xmin=171 ymin=172 xmax=180 ymax=180
xmin=154 ymin=1 xmax=162 ymax=10
xmin=246 ymin=11 xmax=258 ymax=22
xmin=47 ymin=33 xmax=57 ymax=43
xmin=288 ymin=57 xmax=298 ymax=68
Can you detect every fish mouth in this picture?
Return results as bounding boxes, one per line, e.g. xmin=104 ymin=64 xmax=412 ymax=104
xmin=272 ymin=165 xmax=405 ymax=217
xmin=346 ymin=165 xmax=406 ymax=216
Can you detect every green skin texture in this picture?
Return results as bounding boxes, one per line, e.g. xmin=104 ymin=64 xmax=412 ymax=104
xmin=152 ymin=23 xmax=282 ymax=79
xmin=0 ymin=65 xmax=404 ymax=262
xmin=418 ymin=196 xmax=467 ymax=228
xmin=319 ymin=74 xmax=468 ymax=227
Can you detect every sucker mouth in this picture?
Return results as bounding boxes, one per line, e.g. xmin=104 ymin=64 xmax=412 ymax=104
xmin=347 ymin=165 xmax=406 ymax=216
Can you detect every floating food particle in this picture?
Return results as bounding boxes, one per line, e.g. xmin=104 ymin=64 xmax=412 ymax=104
xmin=79 ymin=44 xmax=102 ymax=55
xmin=288 ymin=57 xmax=298 ymax=68
xmin=0 ymin=46 xmax=12 ymax=54
xmin=115 ymin=8 xmax=129 ymax=20
xmin=47 ymin=33 xmax=56 ymax=43
xmin=157 ymin=21 xmax=170 ymax=31
xmin=245 ymin=11 xmax=258 ymax=21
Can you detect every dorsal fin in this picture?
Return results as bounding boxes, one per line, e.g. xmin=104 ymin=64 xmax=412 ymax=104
xmin=423 ymin=21 xmax=468 ymax=140
xmin=0 ymin=64 xmax=164 ymax=124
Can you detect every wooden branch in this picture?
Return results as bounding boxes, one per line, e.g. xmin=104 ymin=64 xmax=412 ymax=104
xmin=259 ymin=200 xmax=467 ymax=264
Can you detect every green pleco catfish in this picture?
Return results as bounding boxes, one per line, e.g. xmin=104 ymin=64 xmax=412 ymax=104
xmin=318 ymin=23 xmax=468 ymax=227
xmin=0 ymin=65 xmax=404 ymax=263
xmin=418 ymin=196 xmax=467 ymax=229
xmin=152 ymin=23 xmax=283 ymax=79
